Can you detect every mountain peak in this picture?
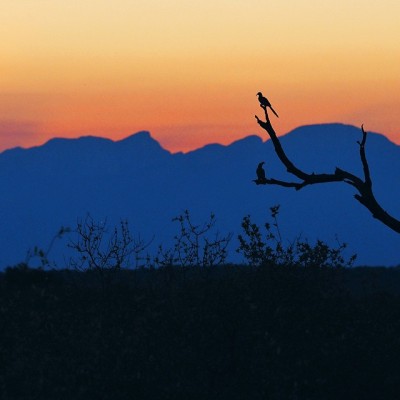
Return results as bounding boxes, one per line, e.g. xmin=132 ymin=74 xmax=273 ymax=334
xmin=187 ymin=135 xmax=264 ymax=156
xmin=42 ymin=131 xmax=158 ymax=150
xmin=286 ymin=123 xmax=360 ymax=137
xmin=116 ymin=131 xmax=170 ymax=156
xmin=118 ymin=131 xmax=152 ymax=143
xmin=282 ymin=122 xmax=397 ymax=150
xmin=230 ymin=134 xmax=264 ymax=147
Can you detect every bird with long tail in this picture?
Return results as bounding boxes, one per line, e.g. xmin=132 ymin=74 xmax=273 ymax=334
xmin=257 ymin=92 xmax=279 ymax=118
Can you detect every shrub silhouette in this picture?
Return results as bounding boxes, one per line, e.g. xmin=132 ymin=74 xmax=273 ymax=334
xmin=152 ymin=210 xmax=233 ymax=268
xmin=237 ymin=205 xmax=356 ymax=268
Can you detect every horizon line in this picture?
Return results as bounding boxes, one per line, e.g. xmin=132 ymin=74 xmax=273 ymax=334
xmin=0 ymin=122 xmax=389 ymax=156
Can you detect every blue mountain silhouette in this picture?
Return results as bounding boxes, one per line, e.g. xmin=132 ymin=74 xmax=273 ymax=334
xmin=1 ymin=123 xmax=399 ymax=268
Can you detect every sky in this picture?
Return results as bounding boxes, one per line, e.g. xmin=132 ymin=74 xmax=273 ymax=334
xmin=1 ymin=0 xmax=399 ymax=153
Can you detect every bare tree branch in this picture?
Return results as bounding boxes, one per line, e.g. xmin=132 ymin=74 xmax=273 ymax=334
xmin=255 ymin=103 xmax=400 ymax=234
xmin=358 ymin=124 xmax=372 ymax=188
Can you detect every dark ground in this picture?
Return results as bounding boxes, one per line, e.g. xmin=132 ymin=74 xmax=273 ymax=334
xmin=1 ymin=264 xmax=400 ymax=399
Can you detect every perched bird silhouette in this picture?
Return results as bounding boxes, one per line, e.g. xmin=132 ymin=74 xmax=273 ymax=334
xmin=253 ymin=161 xmax=267 ymax=185
xmin=257 ymin=92 xmax=279 ymax=118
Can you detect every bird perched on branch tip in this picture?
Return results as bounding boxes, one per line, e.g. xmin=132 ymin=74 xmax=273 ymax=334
xmin=257 ymin=92 xmax=279 ymax=118
xmin=253 ymin=161 xmax=267 ymax=185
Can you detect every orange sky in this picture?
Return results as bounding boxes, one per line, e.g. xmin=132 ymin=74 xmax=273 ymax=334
xmin=1 ymin=0 xmax=399 ymax=152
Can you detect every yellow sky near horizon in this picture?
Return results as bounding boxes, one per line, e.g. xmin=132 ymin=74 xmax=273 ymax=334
xmin=1 ymin=0 xmax=399 ymax=152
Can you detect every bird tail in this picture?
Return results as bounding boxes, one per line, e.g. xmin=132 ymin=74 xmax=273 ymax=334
xmin=270 ymin=106 xmax=279 ymax=118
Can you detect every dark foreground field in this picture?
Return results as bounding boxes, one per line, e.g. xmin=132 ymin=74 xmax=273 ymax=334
xmin=1 ymin=264 xmax=400 ymax=400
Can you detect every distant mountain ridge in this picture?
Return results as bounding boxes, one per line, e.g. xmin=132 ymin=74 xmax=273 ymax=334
xmin=1 ymin=123 xmax=399 ymax=268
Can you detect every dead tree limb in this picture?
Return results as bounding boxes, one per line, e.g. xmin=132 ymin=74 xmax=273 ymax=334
xmin=255 ymin=106 xmax=400 ymax=234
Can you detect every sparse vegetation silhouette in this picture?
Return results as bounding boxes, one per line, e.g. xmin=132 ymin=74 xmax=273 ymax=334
xmin=153 ymin=210 xmax=232 ymax=269
xmin=67 ymin=214 xmax=150 ymax=291
xmin=24 ymin=226 xmax=71 ymax=269
xmin=237 ymin=205 xmax=356 ymax=268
